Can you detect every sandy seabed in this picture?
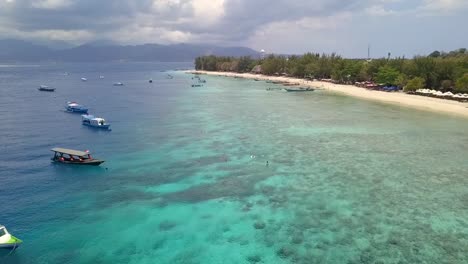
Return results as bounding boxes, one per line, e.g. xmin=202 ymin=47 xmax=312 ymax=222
xmin=189 ymin=70 xmax=468 ymax=118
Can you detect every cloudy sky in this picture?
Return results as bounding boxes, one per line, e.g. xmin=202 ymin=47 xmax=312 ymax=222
xmin=0 ymin=0 xmax=467 ymax=57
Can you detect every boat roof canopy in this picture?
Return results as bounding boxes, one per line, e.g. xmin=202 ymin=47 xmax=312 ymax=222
xmin=51 ymin=148 xmax=90 ymax=156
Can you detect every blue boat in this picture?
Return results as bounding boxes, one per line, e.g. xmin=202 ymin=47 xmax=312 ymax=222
xmin=82 ymin=115 xmax=111 ymax=130
xmin=66 ymin=101 xmax=88 ymax=113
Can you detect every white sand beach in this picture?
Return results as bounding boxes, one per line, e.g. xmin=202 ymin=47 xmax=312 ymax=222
xmin=189 ymin=70 xmax=468 ymax=118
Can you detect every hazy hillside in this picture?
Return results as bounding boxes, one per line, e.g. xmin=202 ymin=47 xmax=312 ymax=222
xmin=0 ymin=39 xmax=259 ymax=62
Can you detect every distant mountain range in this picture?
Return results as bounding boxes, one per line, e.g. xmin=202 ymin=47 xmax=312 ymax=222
xmin=0 ymin=39 xmax=259 ymax=62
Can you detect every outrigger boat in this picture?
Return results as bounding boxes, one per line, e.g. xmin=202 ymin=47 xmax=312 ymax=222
xmin=0 ymin=225 xmax=22 ymax=250
xmin=51 ymin=148 xmax=105 ymax=166
xmin=66 ymin=101 xmax=88 ymax=113
xmin=81 ymin=115 xmax=111 ymax=130
xmin=38 ymin=85 xmax=55 ymax=92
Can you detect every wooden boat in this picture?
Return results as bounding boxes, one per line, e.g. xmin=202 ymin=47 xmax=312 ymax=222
xmin=51 ymin=148 xmax=105 ymax=166
xmin=38 ymin=85 xmax=55 ymax=92
xmin=284 ymin=87 xmax=315 ymax=92
xmin=0 ymin=225 xmax=22 ymax=249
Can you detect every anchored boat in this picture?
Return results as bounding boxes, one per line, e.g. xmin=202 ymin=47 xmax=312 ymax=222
xmin=38 ymin=85 xmax=55 ymax=92
xmin=51 ymin=148 xmax=105 ymax=166
xmin=0 ymin=225 xmax=22 ymax=250
xmin=82 ymin=115 xmax=111 ymax=130
xmin=66 ymin=102 xmax=88 ymax=113
xmin=284 ymin=87 xmax=315 ymax=92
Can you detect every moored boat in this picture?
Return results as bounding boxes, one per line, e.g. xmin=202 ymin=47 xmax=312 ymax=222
xmin=51 ymin=148 xmax=105 ymax=166
xmin=66 ymin=101 xmax=88 ymax=113
xmin=38 ymin=85 xmax=55 ymax=92
xmin=82 ymin=114 xmax=111 ymax=130
xmin=284 ymin=87 xmax=315 ymax=92
xmin=0 ymin=225 xmax=22 ymax=250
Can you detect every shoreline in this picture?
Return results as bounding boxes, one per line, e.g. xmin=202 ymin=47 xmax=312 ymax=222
xmin=188 ymin=70 xmax=468 ymax=119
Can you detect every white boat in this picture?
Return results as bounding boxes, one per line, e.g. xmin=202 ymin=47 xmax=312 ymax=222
xmin=0 ymin=225 xmax=22 ymax=249
xmin=66 ymin=101 xmax=88 ymax=113
xmin=113 ymin=82 xmax=124 ymax=86
xmin=99 ymin=75 xmax=104 ymax=79
xmin=82 ymin=115 xmax=111 ymax=130
xmin=81 ymin=77 xmax=87 ymax=82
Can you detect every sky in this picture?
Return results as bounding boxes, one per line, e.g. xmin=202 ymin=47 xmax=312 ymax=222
xmin=0 ymin=0 xmax=467 ymax=57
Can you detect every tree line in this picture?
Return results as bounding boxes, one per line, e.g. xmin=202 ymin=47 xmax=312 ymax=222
xmin=194 ymin=48 xmax=468 ymax=93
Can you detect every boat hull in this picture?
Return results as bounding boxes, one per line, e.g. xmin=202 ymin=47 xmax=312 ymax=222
xmin=52 ymin=158 xmax=105 ymax=166
xmin=38 ymin=88 xmax=55 ymax=92
xmin=66 ymin=108 xmax=88 ymax=114
xmin=0 ymin=236 xmax=22 ymax=249
xmin=82 ymin=123 xmax=111 ymax=130
xmin=285 ymin=88 xmax=315 ymax=92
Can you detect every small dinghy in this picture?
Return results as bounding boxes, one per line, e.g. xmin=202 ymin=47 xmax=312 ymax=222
xmin=66 ymin=101 xmax=88 ymax=113
xmin=51 ymin=148 xmax=105 ymax=166
xmin=81 ymin=77 xmax=87 ymax=82
xmin=113 ymin=82 xmax=124 ymax=86
xmin=38 ymin=85 xmax=55 ymax=92
xmin=82 ymin=114 xmax=111 ymax=130
xmin=0 ymin=225 xmax=22 ymax=250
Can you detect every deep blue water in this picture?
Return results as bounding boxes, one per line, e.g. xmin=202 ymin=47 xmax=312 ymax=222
xmin=1 ymin=63 xmax=468 ymax=264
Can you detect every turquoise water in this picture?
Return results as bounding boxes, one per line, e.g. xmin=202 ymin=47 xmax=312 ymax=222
xmin=1 ymin=64 xmax=468 ymax=263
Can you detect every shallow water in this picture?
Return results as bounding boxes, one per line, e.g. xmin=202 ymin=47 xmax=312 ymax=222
xmin=1 ymin=63 xmax=468 ymax=264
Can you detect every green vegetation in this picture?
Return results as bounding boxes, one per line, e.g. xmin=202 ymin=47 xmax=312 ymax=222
xmin=195 ymin=48 xmax=468 ymax=91
xmin=404 ymin=77 xmax=426 ymax=92
xmin=455 ymin=73 xmax=468 ymax=93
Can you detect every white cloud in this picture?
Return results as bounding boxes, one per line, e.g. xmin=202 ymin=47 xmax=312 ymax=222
xmin=365 ymin=5 xmax=395 ymax=16
xmin=422 ymin=0 xmax=468 ymax=12
xmin=191 ymin=0 xmax=225 ymax=27
xmin=31 ymin=0 xmax=72 ymax=9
